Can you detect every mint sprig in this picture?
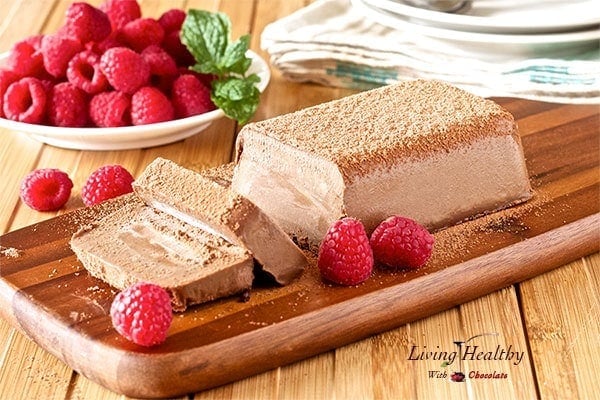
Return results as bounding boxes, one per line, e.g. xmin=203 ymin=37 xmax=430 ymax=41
xmin=181 ymin=10 xmax=260 ymax=125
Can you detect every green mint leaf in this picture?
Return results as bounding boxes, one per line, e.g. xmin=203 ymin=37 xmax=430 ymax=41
xmin=212 ymin=76 xmax=260 ymax=125
xmin=181 ymin=10 xmax=231 ymax=75
xmin=182 ymin=9 xmax=262 ymax=124
xmin=222 ymin=34 xmax=252 ymax=75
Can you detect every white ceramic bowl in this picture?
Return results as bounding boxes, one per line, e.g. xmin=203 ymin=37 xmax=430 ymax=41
xmin=0 ymin=50 xmax=270 ymax=150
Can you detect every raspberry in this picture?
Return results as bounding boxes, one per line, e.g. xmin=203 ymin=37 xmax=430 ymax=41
xmin=81 ymin=164 xmax=134 ymax=206
xmin=47 ymin=82 xmax=88 ymax=127
xmin=100 ymin=47 xmax=150 ymax=94
xmin=20 ymin=168 xmax=73 ymax=211
xmin=178 ymin=68 xmax=216 ymax=88
xmin=370 ymin=216 xmax=434 ymax=269
xmin=141 ymin=45 xmax=177 ymax=89
xmin=0 ymin=69 xmax=18 ymax=118
xmin=318 ymin=217 xmax=374 ymax=285
xmin=63 ymin=2 xmax=111 ymax=44
xmin=110 ymin=282 xmax=172 ymax=347
xmin=100 ymin=0 xmax=141 ymax=30
xmin=86 ymin=32 xmax=123 ymax=54
xmin=89 ymin=91 xmax=131 ymax=127
xmin=67 ymin=50 xmax=109 ymax=94
xmin=22 ymin=34 xmax=44 ymax=50
xmin=120 ymin=18 xmax=165 ymax=52
xmin=131 ymin=86 xmax=174 ymax=125
xmin=162 ymin=30 xmax=195 ymax=67
xmin=40 ymin=34 xmax=83 ymax=78
xmin=171 ymin=74 xmax=215 ymax=118
xmin=3 ymin=77 xmax=47 ymax=124
xmin=6 ymin=39 xmax=44 ymax=78
xmin=158 ymin=9 xmax=186 ymax=33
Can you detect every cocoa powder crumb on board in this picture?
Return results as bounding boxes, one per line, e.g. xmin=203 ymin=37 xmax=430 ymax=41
xmin=0 ymin=246 xmax=21 ymax=258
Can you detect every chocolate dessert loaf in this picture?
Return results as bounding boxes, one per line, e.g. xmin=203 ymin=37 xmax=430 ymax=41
xmin=133 ymin=158 xmax=307 ymax=285
xmin=232 ymin=79 xmax=533 ymax=245
xmin=70 ymin=195 xmax=254 ymax=311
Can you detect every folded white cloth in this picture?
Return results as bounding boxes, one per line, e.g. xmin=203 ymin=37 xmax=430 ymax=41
xmin=262 ymin=0 xmax=600 ymax=103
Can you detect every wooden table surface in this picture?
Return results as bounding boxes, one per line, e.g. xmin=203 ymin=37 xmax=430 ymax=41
xmin=1 ymin=1 xmax=599 ymax=399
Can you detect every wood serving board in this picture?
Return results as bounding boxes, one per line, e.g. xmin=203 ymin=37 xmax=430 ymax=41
xmin=0 ymin=99 xmax=598 ymax=398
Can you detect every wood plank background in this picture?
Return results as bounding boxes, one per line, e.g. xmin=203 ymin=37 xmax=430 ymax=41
xmin=0 ymin=0 xmax=599 ymax=399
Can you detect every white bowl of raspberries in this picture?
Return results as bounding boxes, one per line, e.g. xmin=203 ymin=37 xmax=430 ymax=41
xmin=0 ymin=1 xmax=270 ymax=151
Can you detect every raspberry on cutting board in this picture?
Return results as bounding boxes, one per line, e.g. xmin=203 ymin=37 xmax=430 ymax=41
xmin=110 ymin=282 xmax=173 ymax=347
xmin=81 ymin=164 xmax=134 ymax=206
xmin=317 ymin=217 xmax=374 ymax=286
xmin=370 ymin=216 xmax=434 ymax=270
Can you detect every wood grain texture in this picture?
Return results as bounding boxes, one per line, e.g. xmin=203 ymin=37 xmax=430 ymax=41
xmin=0 ymin=99 xmax=598 ymax=398
xmin=520 ymin=254 xmax=600 ymax=400
xmin=1 ymin=1 xmax=599 ymax=399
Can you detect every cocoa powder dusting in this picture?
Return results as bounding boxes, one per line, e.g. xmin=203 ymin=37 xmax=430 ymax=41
xmin=433 ymin=190 xmax=549 ymax=264
xmin=241 ymin=80 xmax=516 ymax=184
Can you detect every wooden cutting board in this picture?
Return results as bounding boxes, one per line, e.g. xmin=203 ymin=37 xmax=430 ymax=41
xmin=0 ymin=99 xmax=598 ymax=398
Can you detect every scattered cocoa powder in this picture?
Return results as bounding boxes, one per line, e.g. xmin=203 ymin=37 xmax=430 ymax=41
xmin=0 ymin=246 xmax=20 ymax=258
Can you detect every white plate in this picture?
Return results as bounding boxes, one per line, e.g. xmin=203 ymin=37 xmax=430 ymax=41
xmin=352 ymin=0 xmax=600 ymax=57
xmin=0 ymin=50 xmax=270 ymax=151
xmin=364 ymin=0 xmax=600 ymax=34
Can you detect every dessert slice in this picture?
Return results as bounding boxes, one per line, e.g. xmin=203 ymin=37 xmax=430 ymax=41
xmin=232 ymin=79 xmax=533 ymax=246
xmin=133 ymin=158 xmax=307 ymax=285
xmin=70 ymin=195 xmax=253 ymax=311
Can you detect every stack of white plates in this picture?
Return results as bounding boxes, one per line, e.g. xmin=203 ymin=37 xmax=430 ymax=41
xmin=352 ymin=0 xmax=600 ymax=58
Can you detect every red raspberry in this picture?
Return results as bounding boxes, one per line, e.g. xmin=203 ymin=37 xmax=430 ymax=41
xmin=178 ymin=68 xmax=216 ymax=88
xmin=81 ymin=164 xmax=134 ymax=206
xmin=67 ymin=50 xmax=109 ymax=94
xmin=318 ymin=217 xmax=374 ymax=285
xmin=141 ymin=45 xmax=177 ymax=89
xmin=47 ymin=82 xmax=88 ymax=127
xmin=22 ymin=34 xmax=44 ymax=50
xmin=89 ymin=91 xmax=131 ymax=127
xmin=120 ymin=18 xmax=165 ymax=52
xmin=40 ymin=34 xmax=83 ymax=79
xmin=86 ymin=32 xmax=123 ymax=54
xmin=158 ymin=9 xmax=186 ymax=33
xmin=100 ymin=47 xmax=150 ymax=94
xmin=171 ymin=74 xmax=215 ymax=118
xmin=0 ymin=69 xmax=19 ymax=118
xmin=20 ymin=168 xmax=73 ymax=211
xmin=131 ymin=86 xmax=174 ymax=125
xmin=3 ymin=77 xmax=47 ymax=124
xmin=370 ymin=216 xmax=434 ymax=269
xmin=6 ymin=39 xmax=44 ymax=78
xmin=110 ymin=282 xmax=172 ymax=347
xmin=100 ymin=0 xmax=141 ymax=30
xmin=62 ymin=2 xmax=111 ymax=44
xmin=162 ymin=30 xmax=195 ymax=67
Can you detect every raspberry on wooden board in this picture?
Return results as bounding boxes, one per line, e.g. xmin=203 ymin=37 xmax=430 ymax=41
xmin=318 ymin=217 xmax=374 ymax=286
xmin=110 ymin=282 xmax=173 ymax=347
